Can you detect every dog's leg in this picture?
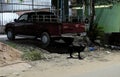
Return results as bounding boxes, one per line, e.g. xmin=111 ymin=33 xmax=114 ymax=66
xmin=70 ymin=49 xmax=73 ymax=58
xmin=68 ymin=46 xmax=74 ymax=58
xmin=78 ymin=51 xmax=83 ymax=60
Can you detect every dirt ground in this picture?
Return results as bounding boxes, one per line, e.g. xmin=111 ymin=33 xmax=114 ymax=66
xmin=0 ymin=37 xmax=120 ymax=77
xmin=0 ymin=52 xmax=120 ymax=77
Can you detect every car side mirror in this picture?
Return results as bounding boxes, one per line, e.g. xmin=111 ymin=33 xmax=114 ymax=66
xmin=14 ymin=19 xmax=18 ymax=22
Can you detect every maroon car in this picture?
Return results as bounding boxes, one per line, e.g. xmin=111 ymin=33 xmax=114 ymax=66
xmin=5 ymin=11 xmax=85 ymax=47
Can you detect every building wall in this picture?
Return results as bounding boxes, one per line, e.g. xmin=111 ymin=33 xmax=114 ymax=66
xmin=96 ymin=4 xmax=120 ymax=33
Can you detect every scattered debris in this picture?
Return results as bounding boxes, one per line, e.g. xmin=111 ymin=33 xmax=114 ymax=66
xmin=89 ymin=47 xmax=95 ymax=51
xmin=105 ymin=51 xmax=111 ymax=54
xmin=12 ymin=72 xmax=20 ymax=76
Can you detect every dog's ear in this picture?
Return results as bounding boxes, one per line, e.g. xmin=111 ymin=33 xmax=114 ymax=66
xmin=82 ymin=44 xmax=86 ymax=47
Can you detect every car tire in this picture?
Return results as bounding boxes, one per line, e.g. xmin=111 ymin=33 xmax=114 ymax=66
xmin=6 ymin=29 xmax=15 ymax=40
xmin=41 ymin=32 xmax=51 ymax=47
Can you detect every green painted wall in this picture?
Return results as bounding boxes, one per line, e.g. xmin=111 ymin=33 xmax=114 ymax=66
xmin=77 ymin=3 xmax=120 ymax=33
xmin=96 ymin=4 xmax=120 ymax=33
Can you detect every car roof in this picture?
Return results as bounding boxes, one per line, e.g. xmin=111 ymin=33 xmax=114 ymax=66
xmin=25 ymin=11 xmax=54 ymax=15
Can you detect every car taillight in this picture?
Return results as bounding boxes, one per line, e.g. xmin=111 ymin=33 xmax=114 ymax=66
xmin=75 ymin=24 xmax=79 ymax=28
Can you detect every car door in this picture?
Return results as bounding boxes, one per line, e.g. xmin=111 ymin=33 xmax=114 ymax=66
xmin=14 ymin=14 xmax=28 ymax=35
xmin=24 ymin=13 xmax=36 ymax=35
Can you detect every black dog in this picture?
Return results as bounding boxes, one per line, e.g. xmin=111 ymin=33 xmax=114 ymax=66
xmin=68 ymin=44 xmax=86 ymax=59
xmin=67 ymin=33 xmax=87 ymax=59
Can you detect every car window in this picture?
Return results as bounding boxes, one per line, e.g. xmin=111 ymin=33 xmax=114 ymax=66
xmin=29 ymin=14 xmax=37 ymax=22
xmin=28 ymin=14 xmax=33 ymax=22
xmin=29 ymin=14 xmax=43 ymax=22
xmin=18 ymin=14 xmax=28 ymax=21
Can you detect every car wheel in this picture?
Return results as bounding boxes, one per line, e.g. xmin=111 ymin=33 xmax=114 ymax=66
xmin=7 ymin=29 xmax=15 ymax=40
xmin=41 ymin=32 xmax=50 ymax=47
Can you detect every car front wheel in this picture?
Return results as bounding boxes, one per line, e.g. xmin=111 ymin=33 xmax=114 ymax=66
xmin=7 ymin=29 xmax=15 ymax=40
xmin=41 ymin=32 xmax=50 ymax=47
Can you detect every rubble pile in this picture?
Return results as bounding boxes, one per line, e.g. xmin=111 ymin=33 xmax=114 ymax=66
xmin=0 ymin=42 xmax=22 ymax=66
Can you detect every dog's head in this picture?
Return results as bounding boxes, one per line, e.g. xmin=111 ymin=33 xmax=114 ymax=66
xmin=79 ymin=41 xmax=87 ymax=47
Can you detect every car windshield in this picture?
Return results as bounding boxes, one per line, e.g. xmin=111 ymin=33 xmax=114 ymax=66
xmin=18 ymin=14 xmax=28 ymax=21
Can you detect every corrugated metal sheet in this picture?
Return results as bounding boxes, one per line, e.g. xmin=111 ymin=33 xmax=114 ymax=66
xmin=0 ymin=0 xmax=51 ymax=12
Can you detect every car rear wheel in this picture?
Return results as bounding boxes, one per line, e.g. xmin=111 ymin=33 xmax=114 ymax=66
xmin=41 ymin=32 xmax=50 ymax=47
xmin=7 ymin=29 xmax=15 ymax=40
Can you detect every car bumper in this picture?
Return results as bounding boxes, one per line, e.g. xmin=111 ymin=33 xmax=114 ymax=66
xmin=61 ymin=32 xmax=86 ymax=38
